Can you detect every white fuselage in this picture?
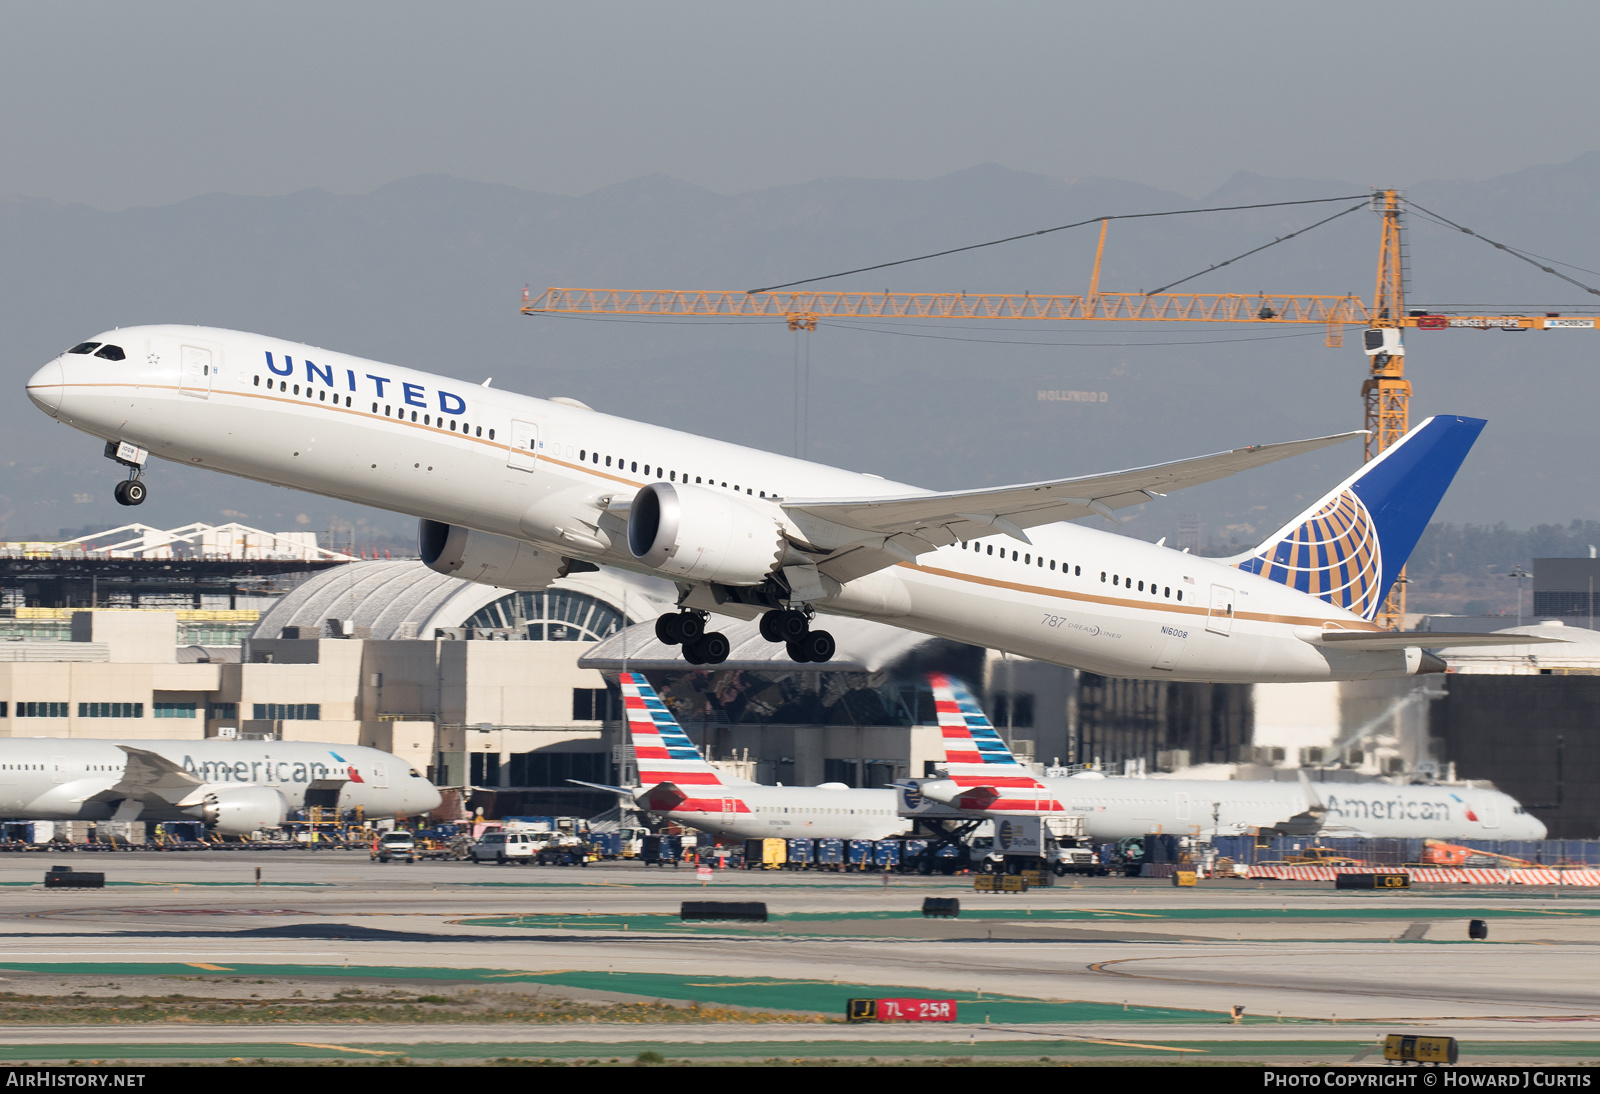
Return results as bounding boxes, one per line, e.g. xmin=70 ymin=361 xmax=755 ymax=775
xmin=656 ymin=783 xmax=908 ymax=842
xmin=1053 ymin=774 xmax=1546 ymax=841
xmin=30 ymin=326 xmax=1423 ymax=682
xmin=0 ymin=738 xmax=441 ymax=822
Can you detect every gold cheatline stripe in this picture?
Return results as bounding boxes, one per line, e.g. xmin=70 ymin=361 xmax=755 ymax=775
xmin=904 ymin=562 xmax=1373 ymax=630
xmin=50 ymin=382 xmax=1378 ymax=633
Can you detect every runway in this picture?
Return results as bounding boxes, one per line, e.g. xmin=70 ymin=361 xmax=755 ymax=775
xmin=2 ymin=852 xmax=1598 ymax=1063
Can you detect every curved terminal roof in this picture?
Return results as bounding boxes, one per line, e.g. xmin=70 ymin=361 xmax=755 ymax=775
xmin=1432 ymin=621 xmax=1600 ymax=673
xmin=251 ymin=560 xmax=677 ymax=641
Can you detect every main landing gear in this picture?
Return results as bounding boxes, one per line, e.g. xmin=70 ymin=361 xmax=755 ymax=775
xmin=655 ymin=610 xmax=731 ymax=666
xmin=760 ymin=608 xmax=835 ymax=664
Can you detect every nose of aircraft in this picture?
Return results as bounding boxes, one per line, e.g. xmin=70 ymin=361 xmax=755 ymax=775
xmin=27 ymin=359 xmax=64 ymax=416
xmin=412 ymin=779 xmax=444 ymax=814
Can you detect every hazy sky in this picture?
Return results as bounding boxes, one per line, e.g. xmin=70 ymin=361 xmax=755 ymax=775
xmin=6 ymin=1 xmax=1599 ymax=210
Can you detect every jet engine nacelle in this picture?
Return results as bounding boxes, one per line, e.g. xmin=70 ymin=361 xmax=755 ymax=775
xmin=194 ymin=785 xmax=288 ymax=835
xmin=626 ymin=482 xmax=784 ymax=585
xmin=419 ymin=519 xmax=570 ymax=590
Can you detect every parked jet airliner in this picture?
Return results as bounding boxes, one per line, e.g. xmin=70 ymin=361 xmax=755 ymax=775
xmin=0 ymin=739 xmax=442 ymax=835
xmin=26 ymin=326 xmax=1550 ymax=682
xmin=574 ymin=671 xmax=908 ymax=841
xmin=914 ymin=673 xmax=1547 ymax=841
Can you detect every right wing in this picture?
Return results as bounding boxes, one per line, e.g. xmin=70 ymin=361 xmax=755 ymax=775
xmin=781 ymin=430 xmax=1363 ymax=583
xmin=111 ymin=745 xmax=209 ymax=807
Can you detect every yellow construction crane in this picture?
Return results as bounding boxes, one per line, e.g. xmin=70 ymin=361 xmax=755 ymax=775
xmin=522 ymin=189 xmax=1599 ymax=628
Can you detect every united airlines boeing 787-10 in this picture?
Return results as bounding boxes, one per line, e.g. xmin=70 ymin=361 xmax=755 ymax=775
xmin=27 ymin=326 xmax=1549 ymax=682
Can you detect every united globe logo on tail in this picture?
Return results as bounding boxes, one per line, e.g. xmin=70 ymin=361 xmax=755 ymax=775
xmin=1235 ymin=489 xmax=1384 ymax=619
xmin=1226 ymin=415 xmax=1486 ymax=621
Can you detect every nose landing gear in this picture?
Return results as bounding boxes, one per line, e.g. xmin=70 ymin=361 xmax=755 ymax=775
xmin=105 ymin=440 xmax=149 ymax=507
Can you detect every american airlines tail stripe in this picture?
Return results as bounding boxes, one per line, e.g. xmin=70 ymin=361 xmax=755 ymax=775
xmin=638 ymin=770 xmax=725 ymax=785
xmin=620 ymin=671 xmax=726 ymax=788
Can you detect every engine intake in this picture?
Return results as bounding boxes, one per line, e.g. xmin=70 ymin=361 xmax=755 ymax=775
xmin=627 ymin=482 xmax=784 ymax=585
xmin=194 ymin=786 xmax=288 ymax=836
xmin=419 ymin=520 xmax=572 ymax=590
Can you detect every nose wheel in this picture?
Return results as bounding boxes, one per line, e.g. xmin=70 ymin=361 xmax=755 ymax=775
xmin=113 ymin=479 xmax=146 ymax=507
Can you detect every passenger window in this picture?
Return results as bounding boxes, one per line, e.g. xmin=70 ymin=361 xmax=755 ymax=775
xmin=319 ymin=390 xmax=326 ymax=402
xmin=424 ymin=415 xmax=431 ymax=426
xmin=1177 ymin=590 xmax=1182 ymax=601
xmin=1024 ymin=554 xmax=1030 ymax=564
xmin=477 ymin=427 xmax=484 ymax=437
xmin=385 ymin=405 xmax=391 ymax=415
xmin=1164 ymin=587 xmax=1171 ymax=598
xmin=293 ymin=385 xmax=300 ymax=395
xmin=670 ymin=470 xmax=676 ymax=481
xmin=411 ymin=411 xmax=417 ymax=421
xmin=987 ymin=545 xmax=994 ymax=555
xmin=1137 ymin=580 xmax=1143 ymax=591
xmin=372 ymin=403 xmax=378 ymax=412
xmin=450 ymin=420 xmax=457 ymax=431
xmin=1049 ymin=560 xmax=1055 ymax=570
xmin=68 ymin=342 xmax=100 ymax=355
xmin=631 ymin=462 xmax=638 ymax=473
xmin=254 ymin=376 xmax=260 ymax=386
xmin=346 ymin=396 xmax=352 ymax=407
xmin=94 ymin=345 xmax=125 ymax=361
xmin=606 ymin=456 xmax=612 ymax=466
xmin=1100 ymin=571 xmax=1106 ymax=581
xmin=488 ymin=429 xmax=495 ymax=440
xmin=580 ymin=450 xmax=586 ymax=460
xmin=1075 ymin=566 xmax=1081 ymax=576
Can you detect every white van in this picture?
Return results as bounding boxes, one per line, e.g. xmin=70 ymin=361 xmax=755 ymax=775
xmin=469 ymin=831 xmax=540 ymax=864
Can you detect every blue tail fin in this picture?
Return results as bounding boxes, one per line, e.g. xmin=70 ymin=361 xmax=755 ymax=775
xmin=1230 ymin=415 xmax=1485 ymax=620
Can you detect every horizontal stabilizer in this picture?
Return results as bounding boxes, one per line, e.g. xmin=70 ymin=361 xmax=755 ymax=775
xmin=1310 ymin=631 xmax=1565 ymax=652
xmin=566 ymin=779 xmax=639 ymax=797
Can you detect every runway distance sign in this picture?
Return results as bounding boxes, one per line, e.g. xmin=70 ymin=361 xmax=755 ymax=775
xmin=846 ymin=998 xmax=957 ymax=1022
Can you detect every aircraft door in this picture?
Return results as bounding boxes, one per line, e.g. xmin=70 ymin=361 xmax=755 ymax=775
xmin=1478 ymin=798 xmax=1499 ymax=828
xmin=1175 ymin=792 xmax=1191 ymax=822
xmin=507 ymin=419 xmax=539 ymax=472
xmin=180 ymin=345 xmax=213 ymax=400
xmin=374 ymin=763 xmax=389 ymax=789
xmin=49 ymin=756 xmax=68 ymax=784
xmin=1206 ymin=584 xmax=1234 ymax=636
xmin=722 ymin=798 xmax=738 ymax=824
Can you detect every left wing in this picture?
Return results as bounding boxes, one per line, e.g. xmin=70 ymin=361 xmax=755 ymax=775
xmin=109 ymin=746 xmax=209 ymax=808
xmin=782 ymin=430 xmax=1363 ymax=583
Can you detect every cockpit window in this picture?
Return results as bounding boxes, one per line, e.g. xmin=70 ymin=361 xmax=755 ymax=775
xmin=68 ymin=343 xmax=101 ymax=355
xmin=94 ymin=345 xmax=125 ymax=361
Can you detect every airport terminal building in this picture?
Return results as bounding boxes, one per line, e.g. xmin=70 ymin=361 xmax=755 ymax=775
xmin=0 ymin=545 xmax=1596 ymax=834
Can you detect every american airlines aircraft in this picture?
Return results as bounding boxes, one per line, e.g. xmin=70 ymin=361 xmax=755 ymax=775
xmin=913 ymin=673 xmax=1547 ymax=841
xmin=0 ymin=740 xmax=442 ymax=835
xmin=576 ymin=671 xmax=907 ymax=841
xmin=26 ymin=326 xmax=1547 ymax=680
